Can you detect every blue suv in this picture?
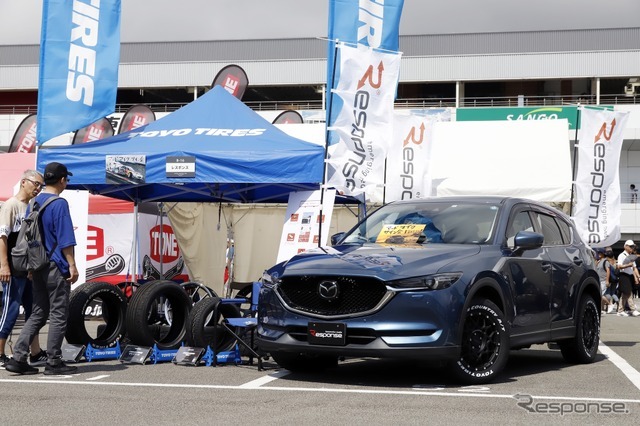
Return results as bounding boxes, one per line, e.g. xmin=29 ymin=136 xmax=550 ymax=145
xmin=257 ymin=197 xmax=601 ymax=384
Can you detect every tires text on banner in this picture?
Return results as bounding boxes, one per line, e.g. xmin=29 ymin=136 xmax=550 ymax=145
xmin=37 ymin=0 xmax=121 ymax=144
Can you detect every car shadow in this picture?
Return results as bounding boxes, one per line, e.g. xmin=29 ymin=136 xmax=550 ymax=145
xmin=272 ymin=347 xmax=607 ymax=388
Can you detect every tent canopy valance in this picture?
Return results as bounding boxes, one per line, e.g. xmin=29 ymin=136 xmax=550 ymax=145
xmin=36 ymin=86 xmax=325 ymax=203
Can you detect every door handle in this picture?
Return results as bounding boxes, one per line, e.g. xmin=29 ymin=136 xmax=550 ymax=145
xmin=573 ymin=257 xmax=583 ymax=266
xmin=541 ymin=262 xmax=552 ymax=272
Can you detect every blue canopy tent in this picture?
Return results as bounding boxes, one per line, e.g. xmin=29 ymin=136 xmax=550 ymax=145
xmin=36 ymin=86 xmax=325 ymax=203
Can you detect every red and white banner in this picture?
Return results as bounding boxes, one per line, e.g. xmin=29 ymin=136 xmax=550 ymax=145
xmin=573 ymin=107 xmax=629 ymax=247
xmin=326 ymin=44 xmax=401 ymax=203
xmin=86 ymin=213 xmax=188 ymax=286
xmin=385 ymin=111 xmax=450 ymax=202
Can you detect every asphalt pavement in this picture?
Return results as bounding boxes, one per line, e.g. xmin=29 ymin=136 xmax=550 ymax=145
xmin=1 ymin=311 xmax=640 ymax=425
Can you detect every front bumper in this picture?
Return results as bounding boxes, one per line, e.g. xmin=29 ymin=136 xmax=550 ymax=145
xmin=257 ymin=284 xmax=464 ymax=361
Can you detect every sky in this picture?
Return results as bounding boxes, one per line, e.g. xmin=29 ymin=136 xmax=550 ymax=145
xmin=1 ymin=0 xmax=639 ymax=45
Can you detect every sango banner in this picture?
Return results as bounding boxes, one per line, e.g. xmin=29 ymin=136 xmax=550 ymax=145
xmin=37 ymin=0 xmax=121 ymax=144
xmin=385 ymin=111 xmax=451 ymax=203
xmin=326 ymin=44 xmax=401 ymax=202
xmin=573 ymin=107 xmax=629 ymax=247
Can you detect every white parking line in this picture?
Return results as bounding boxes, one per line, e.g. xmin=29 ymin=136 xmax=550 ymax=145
xmin=238 ymin=370 xmax=290 ymax=388
xmin=599 ymin=341 xmax=640 ymax=392
xmin=0 ymin=378 xmax=638 ymax=404
xmin=86 ymin=375 xmax=110 ymax=381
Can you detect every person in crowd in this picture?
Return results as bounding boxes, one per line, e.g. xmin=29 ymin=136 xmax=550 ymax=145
xmin=595 ymin=248 xmax=615 ymax=314
xmin=0 ymin=170 xmax=48 ymax=369
xmin=631 ymin=184 xmax=638 ymax=203
xmin=616 ymin=240 xmax=640 ymax=317
xmin=603 ymin=247 xmax=620 ymax=312
xmin=5 ymin=163 xmax=79 ymax=375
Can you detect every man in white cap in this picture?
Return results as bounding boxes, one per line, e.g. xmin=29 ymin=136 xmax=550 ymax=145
xmin=616 ymin=240 xmax=640 ymax=317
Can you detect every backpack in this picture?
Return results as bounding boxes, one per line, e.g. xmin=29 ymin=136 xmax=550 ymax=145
xmin=11 ymin=196 xmax=60 ymax=274
xmin=605 ymin=260 xmax=619 ymax=284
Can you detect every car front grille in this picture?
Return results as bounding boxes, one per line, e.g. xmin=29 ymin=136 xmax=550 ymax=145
xmin=276 ymin=275 xmax=389 ymax=318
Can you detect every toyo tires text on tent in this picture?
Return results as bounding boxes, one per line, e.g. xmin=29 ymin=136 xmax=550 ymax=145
xmin=66 ymin=281 xmax=128 ymax=349
xmin=125 ymin=280 xmax=192 ymax=350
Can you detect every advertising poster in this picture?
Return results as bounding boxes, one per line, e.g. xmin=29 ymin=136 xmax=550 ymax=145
xmin=277 ymin=189 xmax=336 ymax=263
xmin=85 ymin=212 xmax=189 ymax=287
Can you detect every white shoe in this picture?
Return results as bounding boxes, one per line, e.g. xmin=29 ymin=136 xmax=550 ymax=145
xmin=618 ymin=311 xmax=630 ymax=317
xmin=631 ymin=310 xmax=640 ymax=317
xmin=607 ymin=305 xmax=616 ymax=314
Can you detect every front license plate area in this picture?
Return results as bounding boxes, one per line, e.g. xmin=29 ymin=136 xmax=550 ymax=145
xmin=308 ymin=322 xmax=346 ymax=346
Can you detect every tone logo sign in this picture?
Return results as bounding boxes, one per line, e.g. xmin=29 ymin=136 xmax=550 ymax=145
xmin=149 ymin=224 xmax=180 ymax=263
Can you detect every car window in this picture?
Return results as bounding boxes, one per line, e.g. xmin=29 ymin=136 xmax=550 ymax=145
xmin=555 ymin=217 xmax=572 ymax=244
xmin=506 ymin=210 xmax=534 ymax=247
xmin=533 ymin=212 xmax=564 ymax=246
xmin=342 ymin=201 xmax=499 ymax=245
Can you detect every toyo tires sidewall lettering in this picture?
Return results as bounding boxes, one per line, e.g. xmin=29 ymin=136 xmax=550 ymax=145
xmin=66 ymin=281 xmax=128 ymax=349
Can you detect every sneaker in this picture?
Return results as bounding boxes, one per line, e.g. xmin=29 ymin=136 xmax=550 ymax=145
xmin=43 ymin=361 xmax=77 ymax=376
xmin=29 ymin=349 xmax=48 ymax=367
xmin=0 ymin=354 xmax=9 ymax=369
xmin=632 ymin=310 xmax=640 ymax=317
xmin=607 ymin=304 xmax=616 ymax=314
xmin=5 ymin=358 xmax=39 ymax=375
xmin=618 ymin=311 xmax=630 ymax=317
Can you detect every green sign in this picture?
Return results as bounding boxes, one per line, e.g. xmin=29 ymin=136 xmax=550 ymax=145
xmin=456 ymin=106 xmax=612 ymax=130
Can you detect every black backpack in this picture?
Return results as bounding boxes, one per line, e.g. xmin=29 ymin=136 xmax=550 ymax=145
xmin=11 ymin=196 xmax=60 ymax=273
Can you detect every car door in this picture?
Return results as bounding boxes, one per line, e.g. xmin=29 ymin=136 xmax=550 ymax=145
xmin=501 ymin=205 xmax=552 ymax=342
xmin=531 ymin=209 xmax=583 ymax=328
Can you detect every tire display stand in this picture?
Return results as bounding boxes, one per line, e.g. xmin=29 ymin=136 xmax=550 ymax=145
xmin=85 ymin=342 xmax=122 ymax=362
xmin=201 ymin=344 xmax=241 ymax=367
xmin=150 ymin=344 xmax=181 ymax=364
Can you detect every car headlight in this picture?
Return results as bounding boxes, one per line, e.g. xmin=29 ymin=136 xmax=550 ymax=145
xmin=388 ymin=273 xmax=462 ymax=291
xmin=261 ymin=270 xmax=281 ymax=288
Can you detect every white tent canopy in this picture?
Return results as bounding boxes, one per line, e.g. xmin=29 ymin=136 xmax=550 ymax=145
xmin=429 ymin=119 xmax=572 ymax=202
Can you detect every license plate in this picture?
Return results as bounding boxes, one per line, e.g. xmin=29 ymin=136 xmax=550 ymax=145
xmin=308 ymin=322 xmax=346 ymax=346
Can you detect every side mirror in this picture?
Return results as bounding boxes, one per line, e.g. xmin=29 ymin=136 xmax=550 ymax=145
xmin=331 ymin=232 xmax=346 ymax=246
xmin=514 ymin=231 xmax=544 ymax=251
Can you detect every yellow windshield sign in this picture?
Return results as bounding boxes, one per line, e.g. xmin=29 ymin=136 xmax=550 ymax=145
xmin=376 ymin=224 xmax=426 ymax=244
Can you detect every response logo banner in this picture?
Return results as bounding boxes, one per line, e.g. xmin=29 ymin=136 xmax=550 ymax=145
xmin=573 ymin=107 xmax=629 ymax=247
xmin=326 ymin=44 xmax=402 ymax=202
xmin=37 ymin=0 xmax=121 ymax=144
xmin=385 ymin=111 xmax=451 ymax=202
xmin=326 ymin=0 xmax=405 ymax=146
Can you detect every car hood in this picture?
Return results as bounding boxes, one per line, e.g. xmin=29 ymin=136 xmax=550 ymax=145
xmin=278 ymin=244 xmax=481 ymax=281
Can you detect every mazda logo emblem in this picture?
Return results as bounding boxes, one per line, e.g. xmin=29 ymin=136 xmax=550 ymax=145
xmin=318 ymin=280 xmax=339 ymax=301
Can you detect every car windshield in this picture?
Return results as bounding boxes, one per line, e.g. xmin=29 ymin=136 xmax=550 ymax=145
xmin=342 ymin=201 xmax=500 ymax=245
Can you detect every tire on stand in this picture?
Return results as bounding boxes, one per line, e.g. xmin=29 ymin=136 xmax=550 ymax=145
xmin=66 ymin=281 xmax=128 ymax=349
xmin=449 ymin=298 xmax=509 ymax=384
xmin=187 ymin=297 xmax=241 ymax=353
xmin=558 ymin=293 xmax=600 ymax=364
xmin=125 ymin=280 xmax=192 ymax=349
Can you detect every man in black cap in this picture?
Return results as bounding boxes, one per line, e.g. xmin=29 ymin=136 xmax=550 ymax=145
xmin=5 ymin=162 xmax=79 ymax=375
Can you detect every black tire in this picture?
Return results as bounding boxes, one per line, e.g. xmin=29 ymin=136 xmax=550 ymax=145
xmin=270 ymin=351 xmax=338 ymax=373
xmin=558 ymin=293 xmax=600 ymax=363
xmin=187 ymin=297 xmax=241 ymax=352
xmin=125 ymin=280 xmax=192 ymax=349
xmin=450 ymin=298 xmax=509 ymax=384
xmin=180 ymin=281 xmax=217 ymax=305
xmin=66 ymin=281 xmax=128 ymax=349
